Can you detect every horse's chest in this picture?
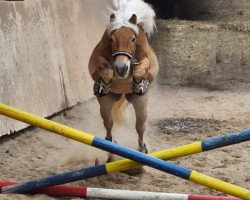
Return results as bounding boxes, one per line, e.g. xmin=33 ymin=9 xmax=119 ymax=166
xmin=111 ymin=77 xmax=133 ymax=94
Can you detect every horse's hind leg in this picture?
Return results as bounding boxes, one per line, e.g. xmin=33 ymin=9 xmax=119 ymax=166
xmin=97 ymin=94 xmax=120 ymax=141
xmin=126 ymin=93 xmax=149 ymax=154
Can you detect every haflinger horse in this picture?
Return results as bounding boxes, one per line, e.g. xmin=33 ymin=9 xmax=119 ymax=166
xmin=88 ymin=0 xmax=158 ymax=154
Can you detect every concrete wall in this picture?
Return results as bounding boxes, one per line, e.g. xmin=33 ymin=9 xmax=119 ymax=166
xmin=0 ymin=0 xmax=108 ymax=136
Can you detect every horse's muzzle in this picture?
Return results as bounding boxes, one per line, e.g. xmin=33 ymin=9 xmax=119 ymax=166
xmin=114 ymin=60 xmax=131 ymax=78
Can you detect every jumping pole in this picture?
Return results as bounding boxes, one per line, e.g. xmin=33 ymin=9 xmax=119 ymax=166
xmin=0 ymin=103 xmax=249 ymax=199
xmin=0 ymin=182 xmax=87 ymax=197
xmin=2 ymin=129 xmax=250 ymax=197
xmin=2 ymin=129 xmax=249 ymax=197
xmin=0 ymin=182 xmax=241 ymax=200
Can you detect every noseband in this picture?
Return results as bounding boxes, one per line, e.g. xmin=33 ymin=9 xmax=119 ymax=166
xmin=111 ymin=51 xmax=139 ymax=66
xmin=112 ymin=51 xmax=134 ymax=60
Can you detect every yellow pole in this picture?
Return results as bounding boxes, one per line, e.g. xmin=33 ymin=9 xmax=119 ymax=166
xmin=0 ymin=103 xmax=250 ymax=199
xmin=0 ymin=103 xmax=94 ymax=145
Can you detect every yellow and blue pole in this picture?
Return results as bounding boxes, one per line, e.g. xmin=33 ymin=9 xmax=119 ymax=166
xmin=0 ymin=103 xmax=250 ymax=199
xmin=2 ymin=130 xmax=250 ymax=198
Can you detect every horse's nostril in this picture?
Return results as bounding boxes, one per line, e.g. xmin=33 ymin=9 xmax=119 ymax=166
xmin=116 ymin=65 xmax=128 ymax=77
xmin=117 ymin=67 xmax=123 ymax=74
xmin=122 ymin=65 xmax=129 ymax=74
xmin=124 ymin=65 xmax=128 ymax=72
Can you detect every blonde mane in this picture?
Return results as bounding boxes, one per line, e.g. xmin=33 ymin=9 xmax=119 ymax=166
xmin=105 ymin=0 xmax=156 ymax=37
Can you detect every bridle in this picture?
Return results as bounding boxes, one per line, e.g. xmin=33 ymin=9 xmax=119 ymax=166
xmin=112 ymin=51 xmax=134 ymax=60
xmin=110 ymin=29 xmax=140 ymax=66
xmin=111 ymin=51 xmax=139 ymax=66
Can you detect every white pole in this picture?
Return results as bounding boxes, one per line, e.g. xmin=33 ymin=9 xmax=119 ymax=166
xmin=87 ymin=188 xmax=188 ymax=200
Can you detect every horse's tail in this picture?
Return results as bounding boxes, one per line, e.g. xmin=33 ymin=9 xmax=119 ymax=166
xmin=112 ymin=94 xmax=129 ymax=124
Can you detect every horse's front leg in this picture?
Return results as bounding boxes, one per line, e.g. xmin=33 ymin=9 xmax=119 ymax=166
xmin=133 ymin=58 xmax=149 ymax=81
xmin=126 ymin=93 xmax=149 ymax=154
xmin=93 ymin=56 xmax=114 ymax=96
xmin=132 ymin=58 xmax=150 ymax=95
xmin=93 ymin=56 xmax=119 ymax=141
xmin=97 ymin=94 xmax=120 ymax=141
xmin=129 ymin=58 xmax=151 ymax=153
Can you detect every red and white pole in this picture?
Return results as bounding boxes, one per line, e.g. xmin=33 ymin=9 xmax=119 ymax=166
xmin=0 ymin=182 xmax=240 ymax=200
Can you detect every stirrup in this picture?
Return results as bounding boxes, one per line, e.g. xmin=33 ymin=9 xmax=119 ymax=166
xmin=93 ymin=79 xmax=111 ymax=96
xmin=132 ymin=78 xmax=149 ymax=95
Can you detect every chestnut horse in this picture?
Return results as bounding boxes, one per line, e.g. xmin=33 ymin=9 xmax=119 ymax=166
xmin=88 ymin=0 xmax=158 ymax=154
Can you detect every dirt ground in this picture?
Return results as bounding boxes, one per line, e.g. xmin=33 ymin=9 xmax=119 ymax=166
xmin=0 ymin=84 xmax=250 ymax=200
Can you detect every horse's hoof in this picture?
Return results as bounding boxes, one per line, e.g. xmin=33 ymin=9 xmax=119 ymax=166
xmin=106 ymin=140 xmax=118 ymax=163
xmin=140 ymin=148 xmax=148 ymax=154
xmin=121 ymin=167 xmax=146 ymax=176
xmin=94 ymin=158 xmax=100 ymax=166
xmin=106 ymin=153 xmax=115 ymax=163
xmin=138 ymin=143 xmax=148 ymax=154
xmin=105 ymin=136 xmax=112 ymax=141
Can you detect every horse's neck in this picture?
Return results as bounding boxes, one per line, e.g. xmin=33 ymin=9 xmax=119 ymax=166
xmin=97 ymin=31 xmax=112 ymax=61
xmin=135 ymin=29 xmax=149 ymax=60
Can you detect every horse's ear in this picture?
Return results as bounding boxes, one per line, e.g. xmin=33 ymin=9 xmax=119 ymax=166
xmin=129 ymin=14 xmax=137 ymax=25
xmin=110 ymin=14 xmax=116 ymax=22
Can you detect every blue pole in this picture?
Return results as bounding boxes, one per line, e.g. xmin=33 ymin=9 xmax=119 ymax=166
xmin=2 ymin=129 xmax=250 ymax=197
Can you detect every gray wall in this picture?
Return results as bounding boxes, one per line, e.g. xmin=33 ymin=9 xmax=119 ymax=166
xmin=149 ymin=0 xmax=249 ymax=87
xmin=152 ymin=20 xmax=250 ymax=86
xmin=0 ymin=0 xmax=107 ymax=136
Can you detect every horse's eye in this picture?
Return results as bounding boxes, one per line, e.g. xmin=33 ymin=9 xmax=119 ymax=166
xmin=131 ymin=36 xmax=137 ymax=44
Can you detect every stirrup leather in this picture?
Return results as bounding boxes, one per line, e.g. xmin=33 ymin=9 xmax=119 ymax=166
xmin=132 ymin=78 xmax=149 ymax=95
xmin=93 ymin=79 xmax=111 ymax=96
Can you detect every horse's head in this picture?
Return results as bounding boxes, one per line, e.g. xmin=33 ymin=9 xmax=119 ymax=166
xmin=109 ymin=14 xmax=138 ymax=79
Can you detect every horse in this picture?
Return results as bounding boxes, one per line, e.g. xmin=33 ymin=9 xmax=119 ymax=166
xmin=88 ymin=0 xmax=158 ymax=154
